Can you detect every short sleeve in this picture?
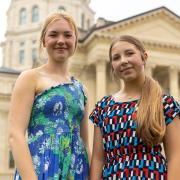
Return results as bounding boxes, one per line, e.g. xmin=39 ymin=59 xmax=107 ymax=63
xmin=89 ymin=96 xmax=108 ymax=127
xmin=163 ymin=95 xmax=180 ymax=125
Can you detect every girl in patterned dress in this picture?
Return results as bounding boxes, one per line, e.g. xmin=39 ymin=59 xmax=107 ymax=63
xmin=8 ymin=12 xmax=90 ymax=180
xmin=90 ymin=35 xmax=180 ymax=180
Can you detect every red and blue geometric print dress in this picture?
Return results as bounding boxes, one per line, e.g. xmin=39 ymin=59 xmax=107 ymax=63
xmin=90 ymin=95 xmax=180 ymax=180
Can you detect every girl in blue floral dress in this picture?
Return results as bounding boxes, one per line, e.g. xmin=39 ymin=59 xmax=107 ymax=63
xmin=90 ymin=35 xmax=180 ymax=180
xmin=9 ymin=12 xmax=89 ymax=180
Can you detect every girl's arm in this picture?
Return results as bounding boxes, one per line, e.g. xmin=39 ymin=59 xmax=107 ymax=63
xmin=163 ymin=115 xmax=180 ymax=180
xmin=8 ymin=70 xmax=38 ymax=180
xmin=90 ymin=126 xmax=104 ymax=180
xmin=80 ymin=98 xmax=91 ymax=163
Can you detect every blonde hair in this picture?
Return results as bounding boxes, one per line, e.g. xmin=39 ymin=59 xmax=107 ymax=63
xmin=109 ymin=35 xmax=165 ymax=147
xmin=39 ymin=12 xmax=78 ymax=53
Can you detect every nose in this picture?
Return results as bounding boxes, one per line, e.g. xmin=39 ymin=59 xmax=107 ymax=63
xmin=120 ymin=56 xmax=128 ymax=65
xmin=57 ymin=35 xmax=65 ymax=44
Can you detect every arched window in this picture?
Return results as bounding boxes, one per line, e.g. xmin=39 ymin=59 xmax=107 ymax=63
xmin=19 ymin=8 xmax=27 ymax=25
xmin=32 ymin=6 xmax=39 ymax=23
xmin=58 ymin=6 xmax=66 ymax=12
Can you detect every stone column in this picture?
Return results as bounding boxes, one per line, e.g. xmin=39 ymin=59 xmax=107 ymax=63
xmin=4 ymin=41 xmax=12 ymax=67
xmin=0 ymin=109 xmax=8 ymax=172
xmin=96 ymin=60 xmax=106 ymax=101
xmin=13 ymin=41 xmax=19 ymax=68
xmin=169 ymin=66 xmax=179 ymax=100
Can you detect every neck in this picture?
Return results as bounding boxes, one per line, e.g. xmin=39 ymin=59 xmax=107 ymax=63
xmin=45 ymin=59 xmax=70 ymax=76
xmin=122 ymin=75 xmax=146 ymax=96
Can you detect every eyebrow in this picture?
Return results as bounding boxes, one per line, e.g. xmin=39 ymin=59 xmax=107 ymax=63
xmin=112 ymin=48 xmax=134 ymax=54
xmin=64 ymin=31 xmax=73 ymax=34
xmin=111 ymin=48 xmax=135 ymax=57
xmin=124 ymin=48 xmax=134 ymax=52
xmin=47 ymin=30 xmax=73 ymax=34
xmin=47 ymin=30 xmax=58 ymax=34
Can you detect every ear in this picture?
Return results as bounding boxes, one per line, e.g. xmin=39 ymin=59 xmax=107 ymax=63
xmin=142 ymin=52 xmax=148 ymax=65
xmin=43 ymin=39 xmax=46 ymax=47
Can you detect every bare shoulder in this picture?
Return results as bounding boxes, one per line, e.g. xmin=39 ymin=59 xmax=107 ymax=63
xmin=18 ymin=68 xmax=38 ymax=80
xmin=13 ymin=68 xmax=39 ymax=92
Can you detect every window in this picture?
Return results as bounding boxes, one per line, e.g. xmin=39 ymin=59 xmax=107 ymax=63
xmin=32 ymin=40 xmax=36 ymax=44
xmin=20 ymin=42 xmax=25 ymax=46
xmin=19 ymin=42 xmax=25 ymax=64
xmin=19 ymin=49 xmax=25 ymax=64
xmin=81 ymin=13 xmax=85 ymax=29
xmin=19 ymin=8 xmax=27 ymax=25
xmin=87 ymin=19 xmax=90 ymax=29
xmin=58 ymin=6 xmax=66 ymax=12
xmin=32 ymin=6 xmax=39 ymax=23
xmin=32 ymin=48 xmax=37 ymax=64
xmin=9 ymin=151 xmax=15 ymax=168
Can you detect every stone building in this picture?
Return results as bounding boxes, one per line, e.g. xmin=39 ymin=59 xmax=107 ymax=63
xmin=0 ymin=0 xmax=180 ymax=179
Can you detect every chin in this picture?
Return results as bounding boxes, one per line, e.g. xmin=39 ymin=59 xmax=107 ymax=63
xmin=122 ymin=75 xmax=136 ymax=82
xmin=55 ymin=54 xmax=68 ymax=59
xmin=53 ymin=57 xmax=66 ymax=62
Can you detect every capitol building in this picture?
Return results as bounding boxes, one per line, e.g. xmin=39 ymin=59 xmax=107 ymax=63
xmin=0 ymin=0 xmax=180 ymax=179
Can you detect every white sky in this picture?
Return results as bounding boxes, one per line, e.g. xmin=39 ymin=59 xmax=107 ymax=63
xmin=0 ymin=0 xmax=180 ymax=66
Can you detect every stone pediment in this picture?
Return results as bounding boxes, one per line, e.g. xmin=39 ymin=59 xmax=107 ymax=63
xmin=99 ymin=22 xmax=180 ymax=45
xmin=83 ymin=6 xmax=180 ymax=46
xmin=129 ymin=19 xmax=180 ymax=44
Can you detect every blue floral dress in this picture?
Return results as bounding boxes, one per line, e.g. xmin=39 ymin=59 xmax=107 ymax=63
xmin=14 ymin=77 xmax=89 ymax=180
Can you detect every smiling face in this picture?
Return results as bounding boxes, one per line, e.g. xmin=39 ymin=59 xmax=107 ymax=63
xmin=110 ymin=40 xmax=147 ymax=82
xmin=43 ymin=18 xmax=76 ymax=62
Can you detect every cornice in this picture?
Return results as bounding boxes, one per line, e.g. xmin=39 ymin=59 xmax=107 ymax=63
xmin=0 ymin=93 xmax=11 ymax=100
xmin=81 ymin=7 xmax=180 ymax=43
xmin=6 ymin=25 xmax=41 ymax=36
xmin=0 ymin=67 xmax=21 ymax=75
xmin=142 ymin=39 xmax=180 ymax=51
xmin=79 ymin=33 xmax=180 ymax=52
xmin=79 ymin=33 xmax=113 ymax=47
xmin=106 ymin=7 xmax=180 ymax=31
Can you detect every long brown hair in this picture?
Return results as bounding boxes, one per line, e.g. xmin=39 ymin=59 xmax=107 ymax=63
xmin=109 ymin=35 xmax=165 ymax=147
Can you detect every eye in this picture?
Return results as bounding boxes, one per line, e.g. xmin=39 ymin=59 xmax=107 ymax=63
xmin=66 ymin=34 xmax=72 ymax=38
xmin=48 ymin=33 xmax=57 ymax=37
xmin=112 ymin=54 xmax=120 ymax=61
xmin=64 ymin=32 xmax=73 ymax=38
xmin=125 ymin=51 xmax=134 ymax=56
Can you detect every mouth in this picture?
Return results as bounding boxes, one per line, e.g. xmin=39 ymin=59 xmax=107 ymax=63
xmin=54 ymin=47 xmax=67 ymax=52
xmin=120 ymin=67 xmax=133 ymax=72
